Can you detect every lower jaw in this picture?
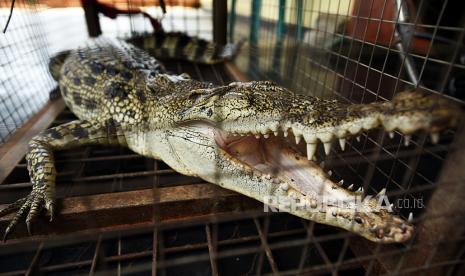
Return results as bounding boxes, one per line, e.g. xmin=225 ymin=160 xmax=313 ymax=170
xmin=213 ymin=130 xmax=412 ymax=243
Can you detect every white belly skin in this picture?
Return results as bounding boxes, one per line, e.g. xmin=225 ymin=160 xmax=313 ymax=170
xmin=124 ymin=129 xmax=198 ymax=176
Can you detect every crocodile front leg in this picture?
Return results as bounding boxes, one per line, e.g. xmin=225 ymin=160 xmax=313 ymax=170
xmin=0 ymin=120 xmax=126 ymax=240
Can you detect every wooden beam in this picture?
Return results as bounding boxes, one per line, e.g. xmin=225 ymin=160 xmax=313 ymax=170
xmin=0 ymin=99 xmax=65 ymax=184
xmin=400 ymin=127 xmax=465 ymax=275
xmin=212 ymin=0 xmax=227 ymax=46
xmin=0 ymin=183 xmax=261 ymax=242
xmin=82 ymin=0 xmax=102 ymax=37
xmin=224 ymin=62 xmax=249 ymax=82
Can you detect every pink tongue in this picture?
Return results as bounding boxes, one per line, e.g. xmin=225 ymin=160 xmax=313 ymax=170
xmin=224 ymin=135 xmax=265 ymax=167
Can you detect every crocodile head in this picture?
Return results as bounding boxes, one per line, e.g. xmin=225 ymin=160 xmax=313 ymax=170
xmin=152 ymin=80 xmax=461 ymax=243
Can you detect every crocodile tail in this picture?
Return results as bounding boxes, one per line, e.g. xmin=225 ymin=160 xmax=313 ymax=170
xmin=48 ymin=50 xmax=71 ymax=81
xmin=126 ymin=32 xmax=244 ymax=64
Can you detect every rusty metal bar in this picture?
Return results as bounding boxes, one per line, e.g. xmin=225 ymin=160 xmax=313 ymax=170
xmin=254 ymin=218 xmax=279 ymax=275
xmin=254 ymin=216 xmax=270 ymax=275
xmin=152 ymin=159 xmax=160 ymax=276
xmin=25 ymin=242 xmax=43 ymax=276
xmin=12 ymin=154 xmax=142 ymax=167
xmin=9 ymin=224 xmax=456 ymax=275
xmin=152 ymin=227 xmax=158 ymax=276
xmin=72 ymin=169 xmax=176 ymax=182
xmin=89 ymin=235 xmax=103 ymax=275
xmin=205 ymin=224 xmax=219 ymax=276
xmin=297 ymin=221 xmax=315 ymax=274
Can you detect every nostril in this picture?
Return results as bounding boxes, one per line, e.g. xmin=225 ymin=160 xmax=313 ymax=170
xmin=354 ymin=216 xmax=363 ymax=224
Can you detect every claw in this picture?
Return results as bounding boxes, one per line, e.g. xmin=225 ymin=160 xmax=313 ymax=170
xmin=431 ymin=133 xmax=439 ymax=144
xmin=0 ymin=197 xmax=27 ymax=217
xmin=48 ymin=203 xmax=55 ymax=222
xmin=26 ymin=220 xmax=32 ymax=236
xmin=3 ymin=227 xmax=11 ymax=242
xmin=338 ymin=138 xmax=346 ymax=151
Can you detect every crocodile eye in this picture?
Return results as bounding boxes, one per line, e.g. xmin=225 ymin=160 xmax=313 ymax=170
xmin=354 ymin=217 xmax=363 ymax=224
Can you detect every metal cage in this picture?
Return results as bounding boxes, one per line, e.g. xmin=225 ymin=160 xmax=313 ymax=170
xmin=1 ymin=0 xmax=465 ymax=275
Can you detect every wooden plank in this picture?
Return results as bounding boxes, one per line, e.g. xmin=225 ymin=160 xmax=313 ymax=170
xmin=0 ymin=99 xmax=65 ymax=183
xmin=224 ymin=62 xmax=249 ymax=82
xmin=0 ymin=183 xmax=261 ymax=242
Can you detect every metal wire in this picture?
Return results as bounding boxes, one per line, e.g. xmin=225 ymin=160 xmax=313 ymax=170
xmin=1 ymin=0 xmax=465 ymax=275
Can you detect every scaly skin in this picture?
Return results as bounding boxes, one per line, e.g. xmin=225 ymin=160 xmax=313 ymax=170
xmin=0 ymin=34 xmax=461 ymax=243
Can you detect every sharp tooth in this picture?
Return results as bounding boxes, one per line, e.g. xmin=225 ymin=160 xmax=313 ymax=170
xmin=338 ymin=138 xmax=346 ymax=151
xmin=255 ymin=135 xmax=261 ymax=139
xmin=323 ymin=142 xmax=332 ymax=155
xmin=389 ymin=203 xmax=394 ymax=210
xmin=310 ymin=199 xmax=317 ymax=208
xmin=408 ymin=212 xmax=413 ymax=223
xmin=404 ymin=135 xmax=411 ymax=146
xmin=306 ymin=143 xmax=317 ymax=160
xmin=283 ymin=130 xmax=289 ymax=137
xmin=389 ymin=132 xmax=395 ymax=139
xmin=295 ymin=135 xmax=302 ymax=144
xmin=348 ymin=184 xmax=354 ymax=190
xmin=327 ymin=170 xmax=332 ymax=176
xmin=338 ymin=179 xmax=344 ymax=186
xmin=356 ymin=136 xmax=361 ymax=142
xmin=356 ymin=187 xmax=363 ymax=193
xmin=274 ymin=131 xmax=279 ymax=136
xmin=281 ymin=183 xmax=289 ymax=191
xmin=431 ymin=133 xmax=439 ymax=144
xmin=264 ymin=134 xmax=270 ymax=139
xmin=265 ymin=174 xmax=271 ymax=180
xmin=377 ymin=188 xmax=386 ymax=197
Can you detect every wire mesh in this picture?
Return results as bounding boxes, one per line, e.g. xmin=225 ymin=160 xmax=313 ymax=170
xmin=0 ymin=0 xmax=210 ymax=144
xmin=0 ymin=0 xmax=465 ymax=275
xmin=0 ymin=1 xmax=54 ymax=143
xmin=227 ymin=0 xmax=465 ymax=274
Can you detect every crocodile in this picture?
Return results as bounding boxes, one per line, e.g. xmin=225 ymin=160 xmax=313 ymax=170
xmin=0 ymin=32 xmax=461 ymax=243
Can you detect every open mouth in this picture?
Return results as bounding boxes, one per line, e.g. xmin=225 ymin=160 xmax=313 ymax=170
xmin=211 ymin=126 xmax=414 ymax=243
xmin=215 ymin=127 xmax=347 ymax=197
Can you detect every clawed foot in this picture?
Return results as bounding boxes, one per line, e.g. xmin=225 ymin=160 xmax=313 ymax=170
xmin=0 ymin=190 xmax=54 ymax=241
